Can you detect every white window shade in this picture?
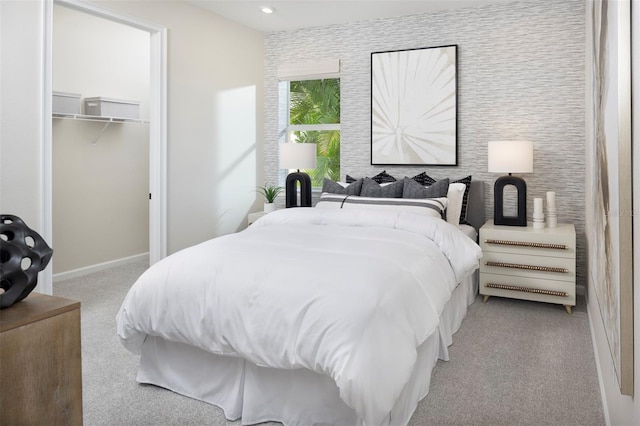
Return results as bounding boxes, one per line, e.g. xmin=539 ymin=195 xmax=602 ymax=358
xmin=277 ymin=59 xmax=340 ymax=81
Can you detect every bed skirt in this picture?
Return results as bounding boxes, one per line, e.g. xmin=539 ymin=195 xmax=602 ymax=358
xmin=136 ymin=271 xmax=478 ymax=426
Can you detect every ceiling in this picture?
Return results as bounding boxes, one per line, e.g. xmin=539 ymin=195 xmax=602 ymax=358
xmin=188 ymin=0 xmax=513 ymax=33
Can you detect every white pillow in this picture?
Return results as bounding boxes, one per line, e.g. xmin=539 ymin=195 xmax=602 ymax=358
xmin=446 ymin=183 xmax=466 ymax=226
xmin=316 ymin=193 xmax=448 ymax=219
xmin=316 ymin=193 xmax=345 ymax=208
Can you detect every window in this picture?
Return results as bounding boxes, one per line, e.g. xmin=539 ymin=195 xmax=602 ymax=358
xmin=284 ymin=78 xmax=340 ymax=187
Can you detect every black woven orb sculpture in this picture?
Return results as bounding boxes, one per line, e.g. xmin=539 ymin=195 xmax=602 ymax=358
xmin=0 ymin=214 xmax=53 ymax=309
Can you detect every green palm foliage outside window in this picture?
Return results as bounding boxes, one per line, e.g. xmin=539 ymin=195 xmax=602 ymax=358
xmin=288 ymin=79 xmax=340 ymax=187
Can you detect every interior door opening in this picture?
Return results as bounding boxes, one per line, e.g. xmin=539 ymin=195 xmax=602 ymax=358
xmin=41 ymin=0 xmax=167 ymax=294
xmin=51 ymin=4 xmax=150 ymax=281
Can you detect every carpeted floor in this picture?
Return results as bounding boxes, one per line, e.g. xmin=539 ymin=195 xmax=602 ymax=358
xmin=54 ymin=258 xmax=605 ymax=426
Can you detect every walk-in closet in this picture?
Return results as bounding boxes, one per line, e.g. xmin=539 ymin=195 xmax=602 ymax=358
xmin=52 ymin=4 xmax=150 ymax=281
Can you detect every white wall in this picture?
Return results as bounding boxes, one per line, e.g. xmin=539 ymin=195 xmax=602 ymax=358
xmin=0 ymin=0 xmax=45 ymax=230
xmin=52 ymin=4 xmax=150 ymax=274
xmin=53 ymin=5 xmax=150 ymax=118
xmin=95 ymin=0 xmax=265 ymax=251
xmin=0 ymin=0 xmax=265 ymax=268
xmin=585 ymin=1 xmax=639 ymax=424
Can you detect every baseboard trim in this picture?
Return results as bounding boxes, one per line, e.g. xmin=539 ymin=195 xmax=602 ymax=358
xmin=53 ymin=252 xmax=149 ymax=282
xmin=586 ymin=301 xmax=611 ymax=426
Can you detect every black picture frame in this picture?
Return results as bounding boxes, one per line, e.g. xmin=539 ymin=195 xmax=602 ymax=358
xmin=371 ymin=44 xmax=458 ymax=166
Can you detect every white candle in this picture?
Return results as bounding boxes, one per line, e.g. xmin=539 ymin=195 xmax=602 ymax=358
xmin=534 ymin=197 xmax=543 ymax=214
xmin=546 ymin=191 xmax=556 ymax=209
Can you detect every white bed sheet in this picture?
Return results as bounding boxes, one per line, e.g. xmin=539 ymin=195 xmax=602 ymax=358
xmin=459 ymin=223 xmax=478 ymax=242
xmin=135 ymin=271 xmax=477 ymax=426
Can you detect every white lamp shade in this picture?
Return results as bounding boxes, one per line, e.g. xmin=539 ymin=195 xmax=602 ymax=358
xmin=279 ymin=143 xmax=317 ymax=170
xmin=488 ymin=140 xmax=533 ymax=173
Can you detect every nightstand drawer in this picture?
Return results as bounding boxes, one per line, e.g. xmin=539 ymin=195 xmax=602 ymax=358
xmin=480 ymin=273 xmax=576 ymax=306
xmin=480 ymin=230 xmax=575 ymax=259
xmin=480 ymin=251 xmax=575 ymax=282
xmin=479 ymin=220 xmax=576 ymax=313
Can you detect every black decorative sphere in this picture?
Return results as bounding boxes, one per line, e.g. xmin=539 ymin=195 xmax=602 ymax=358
xmin=0 ymin=215 xmax=53 ymax=309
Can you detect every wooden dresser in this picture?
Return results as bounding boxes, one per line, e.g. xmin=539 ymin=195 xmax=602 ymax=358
xmin=0 ymin=293 xmax=83 ymax=425
xmin=479 ymin=220 xmax=576 ymax=314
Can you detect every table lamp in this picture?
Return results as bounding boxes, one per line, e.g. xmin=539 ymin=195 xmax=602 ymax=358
xmin=280 ymin=143 xmax=316 ymax=208
xmin=488 ymin=140 xmax=533 ymax=226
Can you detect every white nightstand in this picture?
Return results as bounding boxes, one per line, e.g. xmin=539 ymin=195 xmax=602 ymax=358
xmin=247 ymin=211 xmax=266 ymax=226
xmin=479 ymin=220 xmax=576 ymax=314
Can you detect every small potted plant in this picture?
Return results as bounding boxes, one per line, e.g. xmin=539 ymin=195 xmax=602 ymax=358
xmin=256 ymin=183 xmax=283 ymax=213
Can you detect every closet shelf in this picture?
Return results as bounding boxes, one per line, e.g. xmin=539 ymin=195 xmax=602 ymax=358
xmin=53 ymin=113 xmax=149 ymax=144
xmin=53 ymin=113 xmax=148 ymax=124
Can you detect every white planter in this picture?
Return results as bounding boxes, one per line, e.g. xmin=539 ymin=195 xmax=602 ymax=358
xmin=263 ymin=202 xmax=276 ymax=213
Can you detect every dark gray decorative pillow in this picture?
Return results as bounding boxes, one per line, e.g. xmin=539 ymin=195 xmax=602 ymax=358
xmin=346 ymin=170 xmax=397 ymax=184
xmin=423 ymin=174 xmax=472 ymax=224
xmin=402 ymin=177 xmax=449 ymax=199
xmin=411 ymin=172 xmax=429 ymax=186
xmin=360 ymin=177 xmax=404 ymax=198
xmin=322 ymin=178 xmax=363 ymax=196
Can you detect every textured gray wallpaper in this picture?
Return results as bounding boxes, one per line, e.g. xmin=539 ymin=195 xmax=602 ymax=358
xmin=264 ymin=0 xmax=586 ymax=287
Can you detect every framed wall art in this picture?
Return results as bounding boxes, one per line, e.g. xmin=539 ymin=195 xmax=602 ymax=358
xmin=371 ymin=44 xmax=457 ymax=166
xmin=588 ymin=0 xmax=633 ymax=396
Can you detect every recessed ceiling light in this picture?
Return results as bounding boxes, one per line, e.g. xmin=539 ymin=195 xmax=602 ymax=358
xmin=260 ymin=6 xmax=275 ymax=14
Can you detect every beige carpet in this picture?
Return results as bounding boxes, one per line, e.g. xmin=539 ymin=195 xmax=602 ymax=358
xmin=54 ymin=259 xmax=604 ymax=425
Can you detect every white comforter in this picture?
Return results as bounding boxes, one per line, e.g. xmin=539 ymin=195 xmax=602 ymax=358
xmin=116 ymin=208 xmax=482 ymax=425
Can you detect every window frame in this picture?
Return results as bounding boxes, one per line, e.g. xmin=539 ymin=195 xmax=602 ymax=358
xmin=282 ymin=78 xmax=341 ymax=188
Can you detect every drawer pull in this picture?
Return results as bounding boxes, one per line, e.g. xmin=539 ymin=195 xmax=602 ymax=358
xmin=485 ymin=261 xmax=568 ymax=274
xmin=485 ymin=283 xmax=568 ymax=297
xmin=484 ymin=239 xmax=568 ymax=250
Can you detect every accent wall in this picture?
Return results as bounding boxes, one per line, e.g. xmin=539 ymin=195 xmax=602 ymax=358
xmin=263 ymin=0 xmax=586 ymax=287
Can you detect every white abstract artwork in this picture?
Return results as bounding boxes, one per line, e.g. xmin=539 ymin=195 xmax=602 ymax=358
xmin=371 ymin=45 xmax=457 ymax=165
xmin=588 ymin=0 xmax=633 ymax=396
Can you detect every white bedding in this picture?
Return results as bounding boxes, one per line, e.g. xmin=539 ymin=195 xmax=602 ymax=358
xmin=116 ymin=208 xmax=482 ymax=425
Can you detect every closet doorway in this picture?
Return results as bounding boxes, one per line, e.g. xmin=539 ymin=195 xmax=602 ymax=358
xmin=41 ymin=0 xmax=167 ymax=294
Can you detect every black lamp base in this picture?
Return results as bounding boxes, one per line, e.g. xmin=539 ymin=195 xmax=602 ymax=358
xmin=494 ymin=175 xmax=527 ymax=226
xmin=285 ymin=172 xmax=312 ymax=208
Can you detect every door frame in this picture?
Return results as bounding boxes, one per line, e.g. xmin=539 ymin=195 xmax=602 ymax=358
xmin=41 ymin=0 xmax=167 ymax=294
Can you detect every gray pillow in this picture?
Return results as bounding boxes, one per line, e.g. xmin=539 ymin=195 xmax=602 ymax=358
xmin=360 ymin=177 xmax=404 ymax=198
xmin=402 ymin=177 xmax=450 ymax=199
xmin=346 ymin=170 xmax=396 ymax=184
xmin=322 ymin=178 xmax=363 ymax=195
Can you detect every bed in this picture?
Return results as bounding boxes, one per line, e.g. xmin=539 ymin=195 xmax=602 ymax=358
xmin=116 ymin=178 xmax=485 ymax=426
